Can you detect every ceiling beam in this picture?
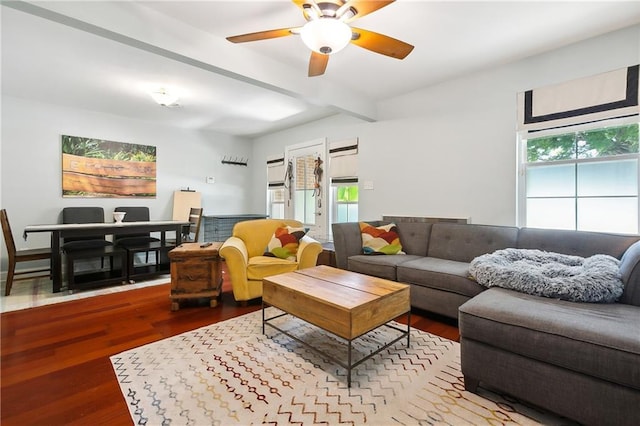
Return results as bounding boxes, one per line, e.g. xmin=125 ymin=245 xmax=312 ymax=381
xmin=3 ymin=0 xmax=377 ymax=123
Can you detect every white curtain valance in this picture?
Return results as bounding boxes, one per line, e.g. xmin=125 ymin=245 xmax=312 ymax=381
xmin=518 ymin=65 xmax=639 ymax=132
xmin=329 ymin=138 xmax=358 ymax=179
xmin=267 ymin=154 xmax=285 ymax=185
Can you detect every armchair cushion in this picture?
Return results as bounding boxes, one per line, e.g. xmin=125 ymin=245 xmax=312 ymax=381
xmin=247 ymin=256 xmax=299 ymax=280
xmin=264 ymin=226 xmax=308 ymax=261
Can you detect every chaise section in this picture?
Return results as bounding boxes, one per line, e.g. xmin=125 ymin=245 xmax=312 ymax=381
xmin=459 ymin=287 xmax=640 ymax=425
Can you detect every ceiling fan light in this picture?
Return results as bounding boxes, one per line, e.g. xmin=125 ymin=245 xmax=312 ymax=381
xmin=150 ymin=88 xmax=179 ymax=106
xmin=300 ymin=18 xmax=351 ymax=55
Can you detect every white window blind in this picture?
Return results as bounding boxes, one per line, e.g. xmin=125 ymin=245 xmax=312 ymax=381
xmin=329 ymin=138 xmax=358 ymax=180
xmin=267 ymin=154 xmax=285 ymax=188
xmin=517 ymin=65 xmax=639 ymax=132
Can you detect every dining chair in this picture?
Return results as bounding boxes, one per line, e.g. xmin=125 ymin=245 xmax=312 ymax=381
xmin=114 ymin=206 xmax=172 ymax=282
xmin=61 ymin=207 xmax=126 ymax=291
xmin=183 ymin=207 xmax=203 ymax=242
xmin=169 ymin=207 xmax=203 ymax=244
xmin=1 ymin=209 xmax=52 ymax=296
xmin=62 ymin=207 xmax=112 ymax=251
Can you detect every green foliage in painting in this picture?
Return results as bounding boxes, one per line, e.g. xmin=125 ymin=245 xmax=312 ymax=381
xmin=62 ymin=135 xmax=156 ymax=162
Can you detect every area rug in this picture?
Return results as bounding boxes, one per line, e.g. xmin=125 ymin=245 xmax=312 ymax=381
xmin=111 ymin=308 xmax=565 ymax=425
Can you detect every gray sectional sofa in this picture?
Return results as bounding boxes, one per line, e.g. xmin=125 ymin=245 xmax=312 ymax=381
xmin=331 ymin=221 xmax=640 ymax=425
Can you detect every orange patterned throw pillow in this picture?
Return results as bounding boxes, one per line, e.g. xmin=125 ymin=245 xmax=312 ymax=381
xmin=264 ymin=226 xmax=308 ymax=261
xmin=360 ymin=222 xmax=405 ymax=255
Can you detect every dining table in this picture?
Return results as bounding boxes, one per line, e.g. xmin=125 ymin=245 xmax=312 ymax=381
xmin=23 ymin=220 xmax=189 ymax=293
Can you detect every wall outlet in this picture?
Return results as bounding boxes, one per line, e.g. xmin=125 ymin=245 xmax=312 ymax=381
xmin=206 ymin=176 xmax=215 ymax=184
xmin=363 ymin=180 xmax=374 ymax=190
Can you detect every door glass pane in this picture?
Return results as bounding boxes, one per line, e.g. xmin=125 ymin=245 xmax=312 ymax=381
xmin=577 ymin=198 xmax=638 ymax=234
xmin=577 ymin=159 xmax=638 ymax=196
xmin=526 ymin=163 xmax=575 ymax=197
xmin=295 ymin=154 xmax=316 ymax=225
xmin=526 ymin=198 xmax=575 ymax=230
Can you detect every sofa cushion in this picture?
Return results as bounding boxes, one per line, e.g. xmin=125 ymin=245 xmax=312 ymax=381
xmin=348 ymin=254 xmax=421 ymax=281
xmin=247 ymin=256 xmax=299 ymax=281
xmin=428 ymin=223 xmax=519 ymax=262
xmin=397 ymin=257 xmax=485 ymax=298
xmin=459 ymin=288 xmax=640 ymax=391
xmin=516 ymin=227 xmax=639 ymax=259
xmin=396 ymin=222 xmax=432 ymax=256
xmin=360 ymin=222 xmax=405 ymax=255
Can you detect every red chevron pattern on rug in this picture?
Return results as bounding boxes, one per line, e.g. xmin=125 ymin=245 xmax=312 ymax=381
xmin=110 ymin=308 xmax=565 ymax=425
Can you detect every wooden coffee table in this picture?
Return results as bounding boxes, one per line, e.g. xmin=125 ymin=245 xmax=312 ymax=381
xmin=262 ymin=265 xmax=410 ymax=387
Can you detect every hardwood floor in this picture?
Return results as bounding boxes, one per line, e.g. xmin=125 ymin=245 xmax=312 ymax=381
xmin=1 ymin=266 xmax=459 ymax=425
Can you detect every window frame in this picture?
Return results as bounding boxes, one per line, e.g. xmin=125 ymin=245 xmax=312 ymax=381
xmin=517 ymin=117 xmax=640 ymax=233
xmin=330 ymin=179 xmax=359 ymax=226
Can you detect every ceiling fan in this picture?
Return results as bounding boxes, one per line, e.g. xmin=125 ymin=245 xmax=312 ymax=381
xmin=226 ymin=0 xmax=414 ymax=77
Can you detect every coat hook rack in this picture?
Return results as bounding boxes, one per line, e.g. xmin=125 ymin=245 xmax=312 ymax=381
xmin=221 ymin=155 xmax=248 ymax=166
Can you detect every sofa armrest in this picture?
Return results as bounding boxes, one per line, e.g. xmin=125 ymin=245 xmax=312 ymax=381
xmin=331 ymin=222 xmax=364 ymax=270
xmin=297 ymin=236 xmax=323 ymax=269
xmin=620 ymin=240 xmax=640 ymax=306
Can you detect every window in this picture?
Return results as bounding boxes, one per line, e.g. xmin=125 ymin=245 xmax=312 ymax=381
xmin=268 ymin=187 xmax=285 ymax=219
xmin=331 ymin=180 xmax=358 ymax=223
xmin=521 ymin=122 xmax=639 ymax=234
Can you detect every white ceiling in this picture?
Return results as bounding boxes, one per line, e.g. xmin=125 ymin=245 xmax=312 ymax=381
xmin=3 ymin=1 xmax=640 ymax=137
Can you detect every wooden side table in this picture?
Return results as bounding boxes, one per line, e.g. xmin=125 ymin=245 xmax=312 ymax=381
xmin=168 ymin=242 xmax=222 ymax=311
xmin=316 ymin=242 xmax=336 ymax=267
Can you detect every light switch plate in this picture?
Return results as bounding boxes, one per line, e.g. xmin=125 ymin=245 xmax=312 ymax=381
xmin=206 ymin=176 xmax=215 ymax=184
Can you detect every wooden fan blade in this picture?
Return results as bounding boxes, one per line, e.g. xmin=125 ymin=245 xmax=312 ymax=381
xmin=350 ymin=27 xmax=414 ymax=59
xmin=308 ymin=51 xmax=329 ymax=77
xmin=226 ymin=28 xmax=298 ymax=43
xmin=340 ymin=1 xmax=395 ymax=22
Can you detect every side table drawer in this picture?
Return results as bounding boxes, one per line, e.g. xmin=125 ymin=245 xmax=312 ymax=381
xmin=171 ymin=259 xmax=220 ymax=293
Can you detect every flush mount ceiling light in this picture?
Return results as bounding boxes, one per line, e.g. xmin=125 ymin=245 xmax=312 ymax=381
xmin=300 ymin=18 xmax=352 ymax=55
xmin=150 ymin=88 xmax=179 ymax=107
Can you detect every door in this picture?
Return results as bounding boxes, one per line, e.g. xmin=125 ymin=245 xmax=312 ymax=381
xmin=286 ymin=139 xmax=326 ymax=239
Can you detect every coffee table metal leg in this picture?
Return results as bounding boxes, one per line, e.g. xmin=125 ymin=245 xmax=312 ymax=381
xmin=348 ymin=341 xmax=352 ymax=388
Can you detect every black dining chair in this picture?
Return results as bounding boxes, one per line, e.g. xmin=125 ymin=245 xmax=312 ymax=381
xmin=1 ymin=209 xmax=52 ymax=296
xmin=114 ymin=206 xmax=173 ymax=282
xmin=61 ymin=207 xmax=126 ymax=291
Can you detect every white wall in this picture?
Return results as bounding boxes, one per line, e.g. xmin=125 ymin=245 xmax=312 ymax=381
xmin=249 ymin=25 xmax=640 ymax=227
xmin=1 ymin=96 xmax=253 ymax=266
